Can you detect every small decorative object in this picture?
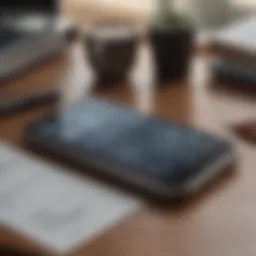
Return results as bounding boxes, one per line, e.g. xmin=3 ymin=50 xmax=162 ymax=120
xmin=84 ymin=21 xmax=138 ymax=85
xmin=149 ymin=0 xmax=194 ymax=83
xmin=232 ymin=120 xmax=256 ymax=145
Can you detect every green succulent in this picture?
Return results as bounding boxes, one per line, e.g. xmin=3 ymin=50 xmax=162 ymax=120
xmin=151 ymin=0 xmax=192 ymax=30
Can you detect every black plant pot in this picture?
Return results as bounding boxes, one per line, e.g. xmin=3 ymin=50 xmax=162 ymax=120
xmin=150 ymin=28 xmax=194 ymax=83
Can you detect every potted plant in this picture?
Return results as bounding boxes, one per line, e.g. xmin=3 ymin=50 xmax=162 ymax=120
xmin=149 ymin=0 xmax=194 ymax=83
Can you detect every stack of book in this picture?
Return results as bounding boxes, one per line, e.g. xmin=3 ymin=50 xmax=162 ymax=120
xmin=211 ymin=17 xmax=256 ymax=87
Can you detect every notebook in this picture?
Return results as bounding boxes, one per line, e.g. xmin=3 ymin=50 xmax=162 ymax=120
xmin=0 ymin=142 xmax=141 ymax=253
xmin=212 ymin=17 xmax=256 ymax=67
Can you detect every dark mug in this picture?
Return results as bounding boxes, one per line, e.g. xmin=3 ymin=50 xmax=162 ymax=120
xmin=84 ymin=21 xmax=139 ymax=85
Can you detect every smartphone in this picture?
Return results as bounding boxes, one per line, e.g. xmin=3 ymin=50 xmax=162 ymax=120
xmin=25 ymin=98 xmax=234 ymax=199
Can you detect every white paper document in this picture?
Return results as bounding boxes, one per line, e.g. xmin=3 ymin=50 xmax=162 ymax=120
xmin=0 ymin=143 xmax=141 ymax=253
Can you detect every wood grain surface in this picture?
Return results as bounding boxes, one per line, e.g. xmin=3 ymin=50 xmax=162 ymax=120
xmin=0 ymin=23 xmax=255 ymax=256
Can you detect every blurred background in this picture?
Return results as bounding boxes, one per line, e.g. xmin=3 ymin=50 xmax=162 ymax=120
xmin=62 ymin=0 xmax=256 ymax=29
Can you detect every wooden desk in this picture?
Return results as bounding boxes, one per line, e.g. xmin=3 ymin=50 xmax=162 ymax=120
xmin=0 ymin=42 xmax=255 ymax=256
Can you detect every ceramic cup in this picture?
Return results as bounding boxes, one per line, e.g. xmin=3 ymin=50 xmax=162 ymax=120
xmin=84 ymin=21 xmax=139 ymax=85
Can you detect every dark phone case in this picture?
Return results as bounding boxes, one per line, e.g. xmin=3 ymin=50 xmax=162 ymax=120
xmin=24 ymin=98 xmax=233 ymax=198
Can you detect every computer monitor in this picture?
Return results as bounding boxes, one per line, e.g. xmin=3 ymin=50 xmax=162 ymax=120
xmin=0 ymin=0 xmax=57 ymax=13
